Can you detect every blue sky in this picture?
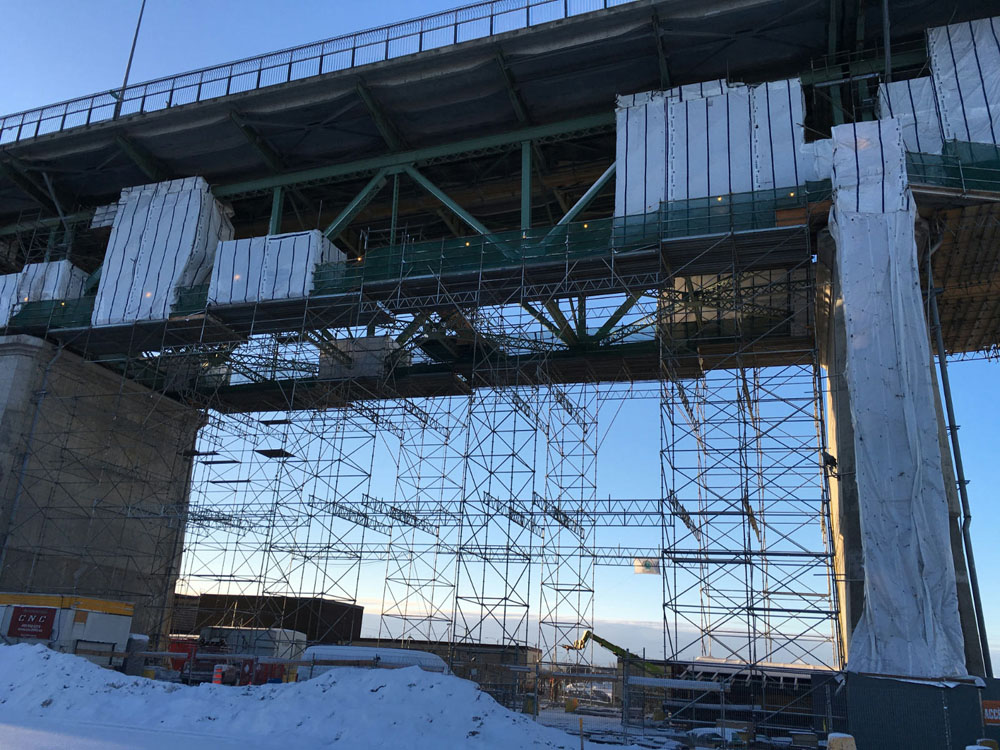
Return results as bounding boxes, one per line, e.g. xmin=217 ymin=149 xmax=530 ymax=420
xmin=3 ymin=0 xmax=999 ymax=669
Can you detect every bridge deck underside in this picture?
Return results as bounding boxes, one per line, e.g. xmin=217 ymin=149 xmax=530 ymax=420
xmin=931 ymin=201 xmax=1000 ymax=354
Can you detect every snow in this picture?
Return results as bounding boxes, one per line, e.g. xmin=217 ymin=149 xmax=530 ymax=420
xmin=0 ymin=644 xmax=643 ymax=749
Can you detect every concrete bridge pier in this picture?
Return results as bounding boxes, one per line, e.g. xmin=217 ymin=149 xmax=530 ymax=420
xmin=0 ymin=334 xmax=203 ymax=643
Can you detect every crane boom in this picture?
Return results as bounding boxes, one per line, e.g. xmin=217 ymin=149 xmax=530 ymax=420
xmin=561 ymin=630 xmax=665 ymax=676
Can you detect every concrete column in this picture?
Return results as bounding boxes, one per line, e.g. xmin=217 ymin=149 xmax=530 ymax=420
xmin=815 ymin=233 xmax=865 ymax=666
xmin=0 ymin=335 xmax=203 ymax=644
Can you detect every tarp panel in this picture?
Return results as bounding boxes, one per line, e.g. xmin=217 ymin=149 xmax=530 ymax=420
xmin=208 ymin=230 xmax=345 ymax=305
xmin=830 ymin=118 xmax=967 ymax=679
xmin=929 ymin=17 xmax=1000 ymax=146
xmin=92 ymin=177 xmax=233 ymax=326
xmin=879 ymin=77 xmax=944 ymax=155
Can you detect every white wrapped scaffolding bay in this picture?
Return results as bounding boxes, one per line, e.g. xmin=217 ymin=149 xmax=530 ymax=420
xmin=0 ymin=260 xmax=87 ymax=327
xmin=830 ymin=118 xmax=967 ymax=678
xmin=928 ymin=16 xmax=1000 ymax=146
xmin=208 ymin=230 xmax=344 ymax=306
xmin=878 ymin=77 xmax=943 ymax=155
xmin=615 ymin=78 xmax=805 ymax=216
xmin=92 ymin=177 xmax=234 ymax=326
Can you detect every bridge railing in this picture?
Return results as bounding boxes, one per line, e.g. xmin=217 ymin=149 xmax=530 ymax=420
xmin=0 ymin=0 xmax=633 ymax=145
xmin=907 ymin=141 xmax=1000 ymax=194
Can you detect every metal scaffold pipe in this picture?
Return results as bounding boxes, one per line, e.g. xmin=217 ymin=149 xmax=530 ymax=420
xmin=928 ymin=252 xmax=992 ymax=678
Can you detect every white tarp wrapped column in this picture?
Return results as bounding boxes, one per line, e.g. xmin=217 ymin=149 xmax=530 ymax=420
xmin=208 ymin=230 xmax=345 ymax=306
xmin=878 ymin=77 xmax=944 ymax=154
xmin=92 ymin=177 xmax=234 ymax=326
xmin=928 ymin=17 xmax=1000 ymax=145
xmin=17 ymin=260 xmax=86 ymax=303
xmin=830 ymin=118 xmax=968 ymax=678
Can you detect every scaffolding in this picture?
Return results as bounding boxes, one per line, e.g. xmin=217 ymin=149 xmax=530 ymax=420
xmin=0 ymin=187 xmax=845 ymax=736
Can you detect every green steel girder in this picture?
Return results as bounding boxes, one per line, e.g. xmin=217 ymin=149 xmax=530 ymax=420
xmin=84 ymin=265 xmax=102 ymax=294
xmin=800 ymin=47 xmax=926 ymax=85
xmin=323 ymin=167 xmax=392 ymax=240
xmin=590 ymin=291 xmax=644 ymax=343
xmin=356 ymin=81 xmax=406 ymax=151
xmin=555 ymin=161 xmax=616 ymax=226
xmin=520 ymin=141 xmax=532 ymax=231
xmin=269 ymin=186 xmax=284 ymax=235
xmin=542 ymin=300 xmax=579 ymax=346
xmin=394 ymin=312 xmax=429 ymax=346
xmin=651 ymin=10 xmax=672 ymax=89
xmin=211 ymin=112 xmax=615 ymax=198
xmin=496 ymin=50 xmax=530 ymax=124
xmin=520 ymin=301 xmax=565 ymax=341
xmin=0 ymin=211 xmax=92 ymax=237
xmin=115 ymin=135 xmax=171 ymax=182
xmin=0 ymin=160 xmax=57 ymax=213
xmin=402 ymin=165 xmax=491 ymax=238
xmin=230 ymin=110 xmax=284 ymax=172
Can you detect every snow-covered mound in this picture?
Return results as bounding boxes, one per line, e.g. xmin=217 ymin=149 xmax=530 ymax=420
xmin=0 ymin=644 xmax=609 ymax=749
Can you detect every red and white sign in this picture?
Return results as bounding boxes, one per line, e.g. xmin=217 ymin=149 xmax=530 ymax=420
xmin=984 ymin=699 xmax=1000 ymax=726
xmin=6 ymin=606 xmax=56 ymax=639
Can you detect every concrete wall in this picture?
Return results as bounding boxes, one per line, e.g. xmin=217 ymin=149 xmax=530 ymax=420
xmin=0 ymin=335 xmax=203 ymax=642
xmin=815 ymin=234 xmax=864 ymax=666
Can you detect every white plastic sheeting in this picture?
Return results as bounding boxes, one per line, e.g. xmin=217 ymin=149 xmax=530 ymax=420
xmin=92 ymin=177 xmax=234 ymax=326
xmin=830 ymin=118 xmax=968 ymax=678
xmin=799 ymin=138 xmax=834 ymax=183
xmin=878 ymin=77 xmax=944 ymax=154
xmin=668 ymin=83 xmax=754 ymax=199
xmin=0 ymin=273 xmax=18 ymax=327
xmin=208 ymin=230 xmax=344 ymax=306
xmin=615 ymin=78 xmax=805 ymax=216
xmin=750 ymin=79 xmax=805 ymax=192
xmin=17 ymin=261 xmax=86 ymax=303
xmin=929 ymin=17 xmax=1000 ymax=146
xmin=0 ymin=261 xmax=87 ymax=327
xmin=615 ymin=90 xmax=667 ymax=215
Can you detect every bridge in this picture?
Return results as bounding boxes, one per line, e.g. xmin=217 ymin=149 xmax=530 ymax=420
xmin=1 ymin=1 xmax=999 ymax=743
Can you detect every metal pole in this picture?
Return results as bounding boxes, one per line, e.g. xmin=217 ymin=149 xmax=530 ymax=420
xmin=389 ymin=173 xmax=400 ymax=246
xmin=928 ymin=258 xmax=993 ymax=678
xmin=116 ymin=0 xmax=148 ymax=119
xmin=521 ymin=141 xmax=532 ymax=232
xmin=268 ymin=186 xmax=284 ymax=235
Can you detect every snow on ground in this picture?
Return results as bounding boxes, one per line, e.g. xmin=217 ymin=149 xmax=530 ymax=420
xmin=0 ymin=644 xmax=641 ymax=749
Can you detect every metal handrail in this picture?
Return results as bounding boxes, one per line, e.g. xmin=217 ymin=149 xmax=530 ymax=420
xmin=0 ymin=0 xmax=631 ymax=145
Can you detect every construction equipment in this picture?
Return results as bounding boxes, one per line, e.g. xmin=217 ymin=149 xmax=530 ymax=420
xmin=561 ymin=630 xmax=666 ymax=677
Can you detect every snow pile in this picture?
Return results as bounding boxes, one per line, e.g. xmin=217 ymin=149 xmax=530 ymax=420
xmin=0 ymin=644 xmax=616 ymax=749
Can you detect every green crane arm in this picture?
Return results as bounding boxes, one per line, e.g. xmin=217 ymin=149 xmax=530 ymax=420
xmin=561 ymin=630 xmax=665 ymax=676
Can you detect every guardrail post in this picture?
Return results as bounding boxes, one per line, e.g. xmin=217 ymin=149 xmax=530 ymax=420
xmin=534 ymin=660 xmax=540 ymax=719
